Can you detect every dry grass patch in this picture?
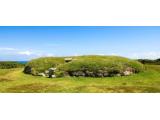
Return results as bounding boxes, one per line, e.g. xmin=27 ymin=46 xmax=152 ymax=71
xmin=73 ymin=85 xmax=160 ymax=93
xmin=7 ymin=83 xmax=50 ymax=93
xmin=0 ymin=78 xmax=12 ymax=82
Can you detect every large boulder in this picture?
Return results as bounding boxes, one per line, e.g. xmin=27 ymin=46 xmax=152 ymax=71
xmin=65 ymin=58 xmax=73 ymax=63
xmin=48 ymin=68 xmax=56 ymax=78
xmin=123 ymin=67 xmax=134 ymax=76
xmin=23 ymin=66 xmax=32 ymax=74
xmin=123 ymin=71 xmax=133 ymax=76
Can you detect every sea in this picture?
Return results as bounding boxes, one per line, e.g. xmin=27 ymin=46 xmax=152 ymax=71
xmin=17 ymin=61 xmax=28 ymax=64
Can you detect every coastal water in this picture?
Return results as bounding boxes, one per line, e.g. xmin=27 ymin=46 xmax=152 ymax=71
xmin=17 ymin=61 xmax=28 ymax=64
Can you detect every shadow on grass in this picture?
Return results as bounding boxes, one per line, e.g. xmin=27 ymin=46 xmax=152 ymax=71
xmin=0 ymin=78 xmax=13 ymax=82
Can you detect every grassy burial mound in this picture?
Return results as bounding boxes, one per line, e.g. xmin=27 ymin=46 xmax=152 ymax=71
xmin=24 ymin=56 xmax=144 ymax=78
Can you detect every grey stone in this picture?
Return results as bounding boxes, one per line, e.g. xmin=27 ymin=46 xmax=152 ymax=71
xmin=45 ymin=70 xmax=49 ymax=74
xmin=38 ymin=73 xmax=46 ymax=77
xmin=103 ymin=72 xmax=109 ymax=77
xmin=96 ymin=73 xmax=103 ymax=77
xmin=85 ymin=71 xmax=94 ymax=77
xmin=49 ymin=68 xmax=56 ymax=71
xmin=65 ymin=58 xmax=73 ymax=62
xmin=48 ymin=68 xmax=56 ymax=78
xmin=123 ymin=71 xmax=133 ymax=76
xmin=116 ymin=74 xmax=121 ymax=77
xmin=51 ymin=75 xmax=56 ymax=78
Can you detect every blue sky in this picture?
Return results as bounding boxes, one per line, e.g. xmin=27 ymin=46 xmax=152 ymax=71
xmin=0 ymin=26 xmax=160 ymax=61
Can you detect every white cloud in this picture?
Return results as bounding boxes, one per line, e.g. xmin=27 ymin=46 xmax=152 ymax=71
xmin=73 ymin=53 xmax=79 ymax=56
xmin=18 ymin=51 xmax=33 ymax=56
xmin=0 ymin=47 xmax=16 ymax=51
xmin=97 ymin=54 xmax=105 ymax=56
xmin=129 ymin=51 xmax=160 ymax=59
xmin=44 ymin=53 xmax=54 ymax=57
xmin=17 ymin=50 xmax=55 ymax=57
xmin=110 ymin=53 xmax=118 ymax=56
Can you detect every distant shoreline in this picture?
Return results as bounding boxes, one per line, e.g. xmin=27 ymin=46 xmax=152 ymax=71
xmin=0 ymin=61 xmax=28 ymax=64
xmin=17 ymin=61 xmax=28 ymax=64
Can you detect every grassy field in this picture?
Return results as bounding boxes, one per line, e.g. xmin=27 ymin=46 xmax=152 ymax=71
xmin=0 ymin=65 xmax=160 ymax=93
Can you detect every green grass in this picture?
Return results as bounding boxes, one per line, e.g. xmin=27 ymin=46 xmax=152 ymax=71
xmin=0 ymin=69 xmax=13 ymax=75
xmin=0 ymin=64 xmax=160 ymax=93
xmin=26 ymin=57 xmax=65 ymax=73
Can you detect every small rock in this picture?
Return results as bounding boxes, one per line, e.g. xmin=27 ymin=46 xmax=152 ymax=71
xmin=45 ymin=70 xmax=49 ymax=74
xmin=116 ymin=74 xmax=121 ymax=77
xmin=69 ymin=71 xmax=85 ymax=77
xmin=38 ymin=73 xmax=46 ymax=77
xmin=96 ymin=73 xmax=103 ymax=77
xmin=123 ymin=71 xmax=133 ymax=76
xmin=85 ymin=71 xmax=94 ymax=77
xmin=49 ymin=68 xmax=56 ymax=71
xmin=51 ymin=75 xmax=56 ymax=78
xmin=103 ymin=72 xmax=109 ymax=77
